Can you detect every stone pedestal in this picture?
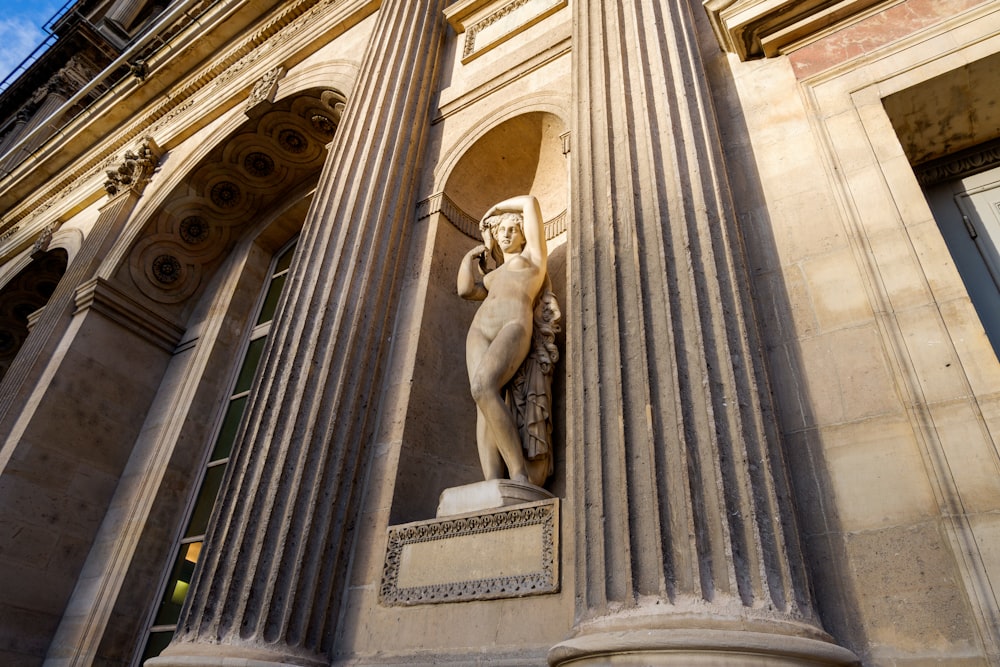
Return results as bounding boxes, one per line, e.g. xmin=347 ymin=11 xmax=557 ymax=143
xmin=436 ymin=479 xmax=554 ymax=517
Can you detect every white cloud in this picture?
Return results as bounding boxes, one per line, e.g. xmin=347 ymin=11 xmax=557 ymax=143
xmin=0 ymin=0 xmax=65 ymax=85
xmin=0 ymin=16 xmax=47 ymax=83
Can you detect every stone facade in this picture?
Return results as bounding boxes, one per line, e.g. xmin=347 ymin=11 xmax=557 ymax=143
xmin=0 ymin=0 xmax=997 ymax=665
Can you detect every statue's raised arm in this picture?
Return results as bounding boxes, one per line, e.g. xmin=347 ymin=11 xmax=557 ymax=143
xmin=481 ymin=195 xmax=546 ymax=274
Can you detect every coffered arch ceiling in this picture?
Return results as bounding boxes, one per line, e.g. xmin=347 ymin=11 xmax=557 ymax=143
xmin=123 ymin=89 xmax=344 ymax=313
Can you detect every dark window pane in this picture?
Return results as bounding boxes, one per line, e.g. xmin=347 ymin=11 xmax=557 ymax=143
xmin=210 ymin=396 xmax=248 ymax=461
xmin=152 ymin=541 xmax=202 ymax=626
xmin=275 ymin=243 xmax=296 ymax=273
xmin=185 ymin=466 xmax=226 ymax=538
xmin=255 ymin=273 xmax=287 ymax=325
xmin=233 ymin=338 xmax=266 ymax=395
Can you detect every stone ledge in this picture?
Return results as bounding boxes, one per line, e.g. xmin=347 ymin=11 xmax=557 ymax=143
xmin=703 ymin=0 xmax=890 ymax=60
xmin=436 ymin=478 xmax=554 ymax=516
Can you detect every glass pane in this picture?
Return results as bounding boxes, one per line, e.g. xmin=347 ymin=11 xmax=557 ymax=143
xmin=275 ymin=243 xmax=296 ymax=273
xmin=210 ymin=396 xmax=248 ymax=461
xmin=233 ymin=338 xmax=266 ymax=395
xmin=255 ymin=273 xmax=287 ymax=325
xmin=141 ymin=629 xmax=175 ymax=660
xmin=152 ymin=541 xmax=202 ymax=626
xmin=184 ymin=466 xmax=226 ymax=538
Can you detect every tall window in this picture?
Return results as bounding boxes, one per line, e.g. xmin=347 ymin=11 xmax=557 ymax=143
xmin=140 ymin=240 xmax=297 ymax=660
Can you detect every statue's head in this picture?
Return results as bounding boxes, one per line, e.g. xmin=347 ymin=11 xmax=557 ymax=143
xmin=482 ymin=212 xmax=524 ymax=263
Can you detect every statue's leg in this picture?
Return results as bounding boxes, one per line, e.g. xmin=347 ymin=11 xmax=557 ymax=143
xmin=467 ymin=328 xmax=504 ymax=479
xmin=476 ymin=408 xmax=505 ymax=479
xmin=470 ymin=323 xmax=531 ymax=482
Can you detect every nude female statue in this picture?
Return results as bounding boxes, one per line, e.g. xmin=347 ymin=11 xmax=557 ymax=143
xmin=457 ymin=195 xmax=558 ymax=487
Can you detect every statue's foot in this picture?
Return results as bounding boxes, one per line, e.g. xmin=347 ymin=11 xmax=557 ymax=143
xmin=509 ymin=472 xmax=530 ymax=484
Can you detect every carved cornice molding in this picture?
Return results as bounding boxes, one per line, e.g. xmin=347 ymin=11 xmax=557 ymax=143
xmin=418 ymin=191 xmax=567 ymax=241
xmin=704 ymin=0 xmax=891 ymax=60
xmin=73 ymin=277 xmax=185 ymax=352
xmin=914 ymin=139 xmax=1000 ymax=187
xmin=0 ymin=0 xmax=373 ymax=239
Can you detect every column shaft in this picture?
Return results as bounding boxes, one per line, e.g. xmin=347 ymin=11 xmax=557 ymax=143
xmin=155 ymin=1 xmax=446 ymax=664
xmin=552 ymin=0 xmax=856 ymax=663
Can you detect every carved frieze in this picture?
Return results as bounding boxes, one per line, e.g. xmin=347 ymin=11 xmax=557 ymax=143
xmin=915 ymin=139 xmax=1000 ymax=187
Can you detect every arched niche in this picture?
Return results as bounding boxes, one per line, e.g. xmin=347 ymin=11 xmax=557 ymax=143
xmin=390 ymin=111 xmax=569 ymax=523
xmin=446 ymin=111 xmax=567 ymax=222
xmin=0 ymin=248 xmax=68 ymax=381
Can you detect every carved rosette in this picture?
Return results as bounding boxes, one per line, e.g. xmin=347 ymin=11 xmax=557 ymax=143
xmin=104 ymin=138 xmax=162 ymax=196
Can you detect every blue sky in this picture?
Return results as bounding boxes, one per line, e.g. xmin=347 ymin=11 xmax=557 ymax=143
xmin=0 ymin=0 xmax=63 ymax=83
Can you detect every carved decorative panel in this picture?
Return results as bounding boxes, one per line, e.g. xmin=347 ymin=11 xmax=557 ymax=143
xmin=446 ymin=0 xmax=568 ymax=63
xmin=380 ymin=499 xmax=559 ymax=605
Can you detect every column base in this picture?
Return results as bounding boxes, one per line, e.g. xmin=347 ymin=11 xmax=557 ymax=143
xmin=549 ymin=606 xmax=859 ymax=667
xmin=146 ymin=641 xmax=327 ymax=667
xmin=549 ymin=628 xmax=859 ymax=666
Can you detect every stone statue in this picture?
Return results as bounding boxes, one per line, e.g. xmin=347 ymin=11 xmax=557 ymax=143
xmin=457 ymin=195 xmax=560 ymax=487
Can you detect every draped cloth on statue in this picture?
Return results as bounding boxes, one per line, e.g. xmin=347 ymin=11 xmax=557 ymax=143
xmin=505 ymin=286 xmax=559 ymax=479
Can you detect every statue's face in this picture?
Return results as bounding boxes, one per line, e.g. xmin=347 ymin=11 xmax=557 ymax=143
xmin=496 ymin=219 xmax=525 ymax=253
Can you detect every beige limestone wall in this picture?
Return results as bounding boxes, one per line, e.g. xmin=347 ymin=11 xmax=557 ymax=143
xmin=334 ymin=2 xmax=574 ymax=663
xmin=704 ymin=1 xmax=1000 ymax=664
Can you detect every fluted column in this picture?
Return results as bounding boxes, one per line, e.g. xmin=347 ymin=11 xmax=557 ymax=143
xmin=0 ymin=90 xmax=66 ymax=175
xmin=149 ymin=1 xmax=447 ymax=666
xmin=103 ymin=0 xmax=145 ymax=32
xmin=549 ymin=1 xmax=856 ymax=664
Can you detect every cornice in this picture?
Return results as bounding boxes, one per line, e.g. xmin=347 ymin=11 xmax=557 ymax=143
xmin=0 ymin=0 xmax=378 ymax=242
xmin=74 ymin=277 xmax=185 ymax=352
xmin=703 ymin=0 xmax=894 ymax=60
